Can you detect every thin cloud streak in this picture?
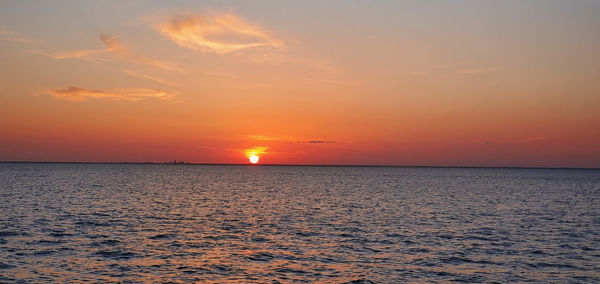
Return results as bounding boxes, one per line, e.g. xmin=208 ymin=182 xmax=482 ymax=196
xmin=53 ymin=49 xmax=107 ymax=59
xmin=33 ymin=34 xmax=183 ymax=71
xmin=47 ymin=86 xmax=175 ymax=102
xmin=244 ymin=135 xmax=289 ymax=141
xmin=99 ymin=34 xmax=183 ymax=72
xmin=207 ymin=135 xmax=338 ymax=145
xmin=122 ymin=70 xmax=176 ymax=86
xmin=297 ymin=140 xmax=336 ymax=144
xmin=0 ymin=26 xmax=37 ymax=43
xmin=158 ymin=12 xmax=283 ymax=54
xmin=26 ymin=50 xmax=100 ymax=63
xmin=456 ymin=68 xmax=497 ymax=74
xmin=240 ymin=135 xmax=338 ymax=145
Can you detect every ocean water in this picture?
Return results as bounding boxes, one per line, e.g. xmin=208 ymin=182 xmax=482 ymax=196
xmin=0 ymin=163 xmax=599 ymax=283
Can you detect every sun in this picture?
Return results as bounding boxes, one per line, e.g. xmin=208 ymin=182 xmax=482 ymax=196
xmin=245 ymin=147 xmax=267 ymax=164
xmin=249 ymin=155 xmax=259 ymax=164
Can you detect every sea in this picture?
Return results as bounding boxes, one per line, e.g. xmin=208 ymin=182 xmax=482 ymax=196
xmin=0 ymin=163 xmax=599 ymax=283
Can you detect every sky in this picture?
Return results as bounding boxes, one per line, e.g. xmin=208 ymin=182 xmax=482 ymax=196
xmin=0 ymin=0 xmax=599 ymax=167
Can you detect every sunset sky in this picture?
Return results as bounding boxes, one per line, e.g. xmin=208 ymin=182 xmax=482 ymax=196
xmin=1 ymin=0 xmax=599 ymax=167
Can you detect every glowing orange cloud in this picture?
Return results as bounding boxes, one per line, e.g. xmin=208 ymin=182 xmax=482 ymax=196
xmin=47 ymin=86 xmax=174 ymax=102
xmin=99 ymin=34 xmax=183 ymax=71
xmin=244 ymin=146 xmax=269 ymax=158
xmin=158 ymin=12 xmax=283 ymax=54
xmin=52 ymin=49 xmax=106 ymax=59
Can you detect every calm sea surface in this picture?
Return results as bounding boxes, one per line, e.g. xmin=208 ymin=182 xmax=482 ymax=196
xmin=0 ymin=163 xmax=599 ymax=283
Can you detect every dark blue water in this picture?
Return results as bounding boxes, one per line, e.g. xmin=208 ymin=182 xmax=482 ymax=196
xmin=1 ymin=163 xmax=599 ymax=282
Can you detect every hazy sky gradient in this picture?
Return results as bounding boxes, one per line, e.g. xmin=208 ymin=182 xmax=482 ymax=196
xmin=1 ymin=0 xmax=599 ymax=167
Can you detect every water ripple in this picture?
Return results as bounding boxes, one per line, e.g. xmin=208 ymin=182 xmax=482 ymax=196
xmin=0 ymin=163 xmax=599 ymax=282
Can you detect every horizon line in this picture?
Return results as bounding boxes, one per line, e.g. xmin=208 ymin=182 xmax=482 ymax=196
xmin=0 ymin=161 xmax=598 ymax=170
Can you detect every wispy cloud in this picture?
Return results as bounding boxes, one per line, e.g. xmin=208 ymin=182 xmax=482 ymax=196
xmin=122 ymin=70 xmax=175 ymax=86
xmin=297 ymin=140 xmax=336 ymax=144
xmin=155 ymin=11 xmax=342 ymax=76
xmin=0 ymin=26 xmax=36 ymax=43
xmin=52 ymin=49 xmax=107 ymax=59
xmin=456 ymin=68 xmax=497 ymax=74
xmin=241 ymin=135 xmax=337 ymax=145
xmin=33 ymin=34 xmax=182 ymax=71
xmin=158 ymin=12 xmax=283 ymax=54
xmin=47 ymin=86 xmax=174 ymax=102
xmin=28 ymin=49 xmax=107 ymax=66
xmin=242 ymin=135 xmax=295 ymax=142
xmin=244 ymin=146 xmax=269 ymax=157
xmin=99 ymin=34 xmax=183 ymax=71
xmin=209 ymin=134 xmax=337 ymax=145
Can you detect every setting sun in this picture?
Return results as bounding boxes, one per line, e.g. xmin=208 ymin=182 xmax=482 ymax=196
xmin=249 ymin=155 xmax=259 ymax=164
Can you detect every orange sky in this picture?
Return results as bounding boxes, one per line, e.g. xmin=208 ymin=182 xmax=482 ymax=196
xmin=1 ymin=1 xmax=599 ymax=167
